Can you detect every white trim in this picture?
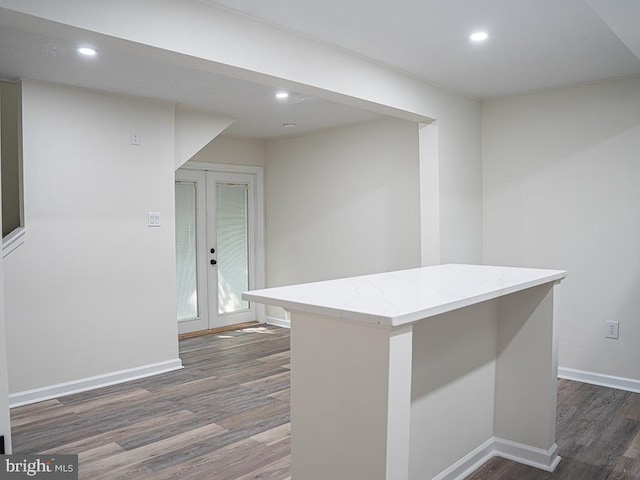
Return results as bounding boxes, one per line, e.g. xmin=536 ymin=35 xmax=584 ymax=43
xmin=2 ymin=226 xmax=25 ymax=258
xmin=9 ymin=359 xmax=183 ymax=408
xmin=432 ymin=437 xmax=560 ymax=480
xmin=184 ymin=162 xmax=262 ymax=175
xmin=431 ymin=438 xmax=495 ymax=480
xmin=558 ymin=367 xmax=640 ymax=394
xmin=265 ymin=315 xmax=291 ymax=329
xmin=493 ymin=438 xmax=561 ymax=472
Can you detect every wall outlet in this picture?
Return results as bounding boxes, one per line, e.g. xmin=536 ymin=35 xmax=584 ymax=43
xmin=606 ymin=320 xmax=619 ymax=339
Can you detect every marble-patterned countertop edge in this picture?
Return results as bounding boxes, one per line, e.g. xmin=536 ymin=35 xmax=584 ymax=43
xmin=243 ymin=264 xmax=566 ymax=327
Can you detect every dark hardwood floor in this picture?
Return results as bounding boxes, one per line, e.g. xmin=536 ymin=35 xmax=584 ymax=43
xmin=10 ymin=325 xmax=640 ymax=479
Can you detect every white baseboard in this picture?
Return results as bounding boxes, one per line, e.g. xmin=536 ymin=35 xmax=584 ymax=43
xmin=432 ymin=438 xmax=495 ymax=480
xmin=432 ymin=437 xmax=560 ymax=480
xmin=265 ymin=315 xmax=291 ymax=329
xmin=493 ymin=438 xmax=561 ymax=472
xmin=9 ymin=358 xmax=183 ymax=408
xmin=558 ymin=367 xmax=640 ymax=394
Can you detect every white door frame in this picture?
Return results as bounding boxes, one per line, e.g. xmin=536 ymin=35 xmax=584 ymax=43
xmin=179 ymin=162 xmax=266 ymax=327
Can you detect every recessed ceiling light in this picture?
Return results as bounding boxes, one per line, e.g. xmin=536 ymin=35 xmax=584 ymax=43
xmin=470 ymin=32 xmax=489 ymax=42
xmin=275 ymin=92 xmax=289 ymax=99
xmin=282 ymin=123 xmax=297 ymax=128
xmin=77 ymin=47 xmax=97 ymax=56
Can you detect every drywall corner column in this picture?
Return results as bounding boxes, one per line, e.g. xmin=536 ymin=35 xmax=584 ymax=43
xmin=419 ymin=122 xmax=440 ymax=266
xmin=0 ymin=243 xmax=11 ymax=454
xmin=436 ymin=94 xmax=483 ymax=264
xmin=0 ymin=86 xmax=13 ymax=454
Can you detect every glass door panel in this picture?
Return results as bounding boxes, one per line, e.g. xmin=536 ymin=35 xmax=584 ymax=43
xmin=175 ymin=168 xmax=257 ymax=334
xmin=175 ymin=169 xmax=208 ymax=334
xmin=207 ymin=171 xmax=256 ymax=328
xmin=216 ymin=183 xmax=250 ymax=314
xmin=175 ymin=182 xmax=199 ymax=321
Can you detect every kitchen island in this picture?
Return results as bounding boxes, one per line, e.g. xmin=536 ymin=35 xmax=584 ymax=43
xmin=243 ymin=264 xmax=566 ymax=480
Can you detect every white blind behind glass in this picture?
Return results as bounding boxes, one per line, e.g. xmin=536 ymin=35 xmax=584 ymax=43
xmin=175 ymin=182 xmax=199 ymax=321
xmin=216 ymin=183 xmax=249 ymax=314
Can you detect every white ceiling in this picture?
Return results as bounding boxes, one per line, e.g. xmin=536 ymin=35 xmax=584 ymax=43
xmin=208 ymin=0 xmax=640 ymax=98
xmin=1 ymin=1 xmax=639 ymax=138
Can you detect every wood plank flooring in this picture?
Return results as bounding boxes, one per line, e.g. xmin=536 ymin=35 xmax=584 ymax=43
xmin=468 ymin=380 xmax=640 ymax=480
xmin=11 ymin=325 xmax=291 ymax=480
xmin=10 ymin=325 xmax=640 ymax=479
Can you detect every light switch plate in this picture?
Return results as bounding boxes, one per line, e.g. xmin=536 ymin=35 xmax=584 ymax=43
xmin=148 ymin=212 xmax=161 ymax=227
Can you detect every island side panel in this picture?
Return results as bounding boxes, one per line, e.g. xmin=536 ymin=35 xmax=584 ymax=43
xmin=409 ymin=299 xmax=499 ymax=480
xmin=494 ymin=283 xmax=560 ymax=469
xmin=290 ymin=311 xmax=413 ymax=480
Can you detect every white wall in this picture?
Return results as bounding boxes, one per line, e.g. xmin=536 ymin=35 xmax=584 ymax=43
xmin=4 ymin=80 xmax=180 ymax=394
xmin=265 ymin=119 xmax=421 ymax=306
xmin=482 ymin=76 xmax=640 ymax=382
xmin=0 ymin=0 xmax=484 ymax=266
xmin=189 ymin=135 xmax=266 ymax=167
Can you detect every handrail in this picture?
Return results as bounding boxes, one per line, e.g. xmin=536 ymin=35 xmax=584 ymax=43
xmin=2 ymin=226 xmax=25 ymax=258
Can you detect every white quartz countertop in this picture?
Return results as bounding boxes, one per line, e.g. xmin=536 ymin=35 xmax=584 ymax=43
xmin=243 ymin=264 xmax=566 ymax=327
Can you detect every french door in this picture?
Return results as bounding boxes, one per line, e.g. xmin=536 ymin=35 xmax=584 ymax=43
xmin=175 ymin=168 xmax=259 ymax=334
